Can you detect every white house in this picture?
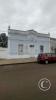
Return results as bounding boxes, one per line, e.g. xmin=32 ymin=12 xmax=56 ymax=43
xmin=7 ymin=27 xmax=50 ymax=59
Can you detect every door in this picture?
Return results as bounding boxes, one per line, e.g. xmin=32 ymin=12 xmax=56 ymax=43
xmin=18 ymin=44 xmax=23 ymax=55
xmin=29 ymin=44 xmax=35 ymax=57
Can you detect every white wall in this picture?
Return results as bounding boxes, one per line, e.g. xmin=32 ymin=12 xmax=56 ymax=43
xmin=0 ymin=48 xmax=8 ymax=58
xmin=8 ymin=33 xmax=50 ymax=58
xmin=37 ymin=37 xmax=50 ymax=53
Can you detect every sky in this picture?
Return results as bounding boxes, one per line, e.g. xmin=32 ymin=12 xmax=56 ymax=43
xmin=0 ymin=0 xmax=56 ymax=37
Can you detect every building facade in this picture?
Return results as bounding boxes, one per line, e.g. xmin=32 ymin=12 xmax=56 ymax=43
xmin=50 ymin=38 xmax=56 ymax=53
xmin=8 ymin=28 xmax=50 ymax=59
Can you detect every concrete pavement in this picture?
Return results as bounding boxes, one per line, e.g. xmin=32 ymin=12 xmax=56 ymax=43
xmin=0 ymin=57 xmax=37 ymax=65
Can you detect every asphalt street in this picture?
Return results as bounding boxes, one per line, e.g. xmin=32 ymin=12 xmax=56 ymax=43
xmin=0 ymin=62 xmax=56 ymax=100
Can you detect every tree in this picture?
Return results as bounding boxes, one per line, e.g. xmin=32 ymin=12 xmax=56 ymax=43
xmin=0 ymin=33 xmax=8 ymax=48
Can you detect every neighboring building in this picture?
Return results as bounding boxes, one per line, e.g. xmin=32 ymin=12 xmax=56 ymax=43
xmin=50 ymin=38 xmax=56 ymax=53
xmin=8 ymin=27 xmax=50 ymax=59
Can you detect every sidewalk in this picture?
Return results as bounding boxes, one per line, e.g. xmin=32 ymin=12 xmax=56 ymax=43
xmin=0 ymin=57 xmax=37 ymax=65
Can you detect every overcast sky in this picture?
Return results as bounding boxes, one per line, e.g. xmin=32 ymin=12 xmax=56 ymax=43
xmin=0 ymin=0 xmax=56 ymax=37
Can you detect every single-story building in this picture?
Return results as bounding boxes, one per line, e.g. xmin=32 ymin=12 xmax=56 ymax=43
xmin=0 ymin=27 xmax=56 ymax=59
xmin=8 ymin=27 xmax=50 ymax=59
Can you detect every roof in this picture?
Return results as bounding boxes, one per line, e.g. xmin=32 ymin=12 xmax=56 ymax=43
xmin=8 ymin=28 xmax=50 ymax=38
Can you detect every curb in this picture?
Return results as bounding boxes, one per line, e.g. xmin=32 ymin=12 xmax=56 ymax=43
xmin=0 ymin=58 xmax=37 ymax=66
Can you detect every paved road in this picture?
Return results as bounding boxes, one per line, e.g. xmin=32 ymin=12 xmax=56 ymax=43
xmin=0 ymin=63 xmax=56 ymax=100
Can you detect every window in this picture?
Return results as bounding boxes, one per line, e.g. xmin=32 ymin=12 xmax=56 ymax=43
xmin=40 ymin=45 xmax=44 ymax=53
xmin=55 ymin=48 xmax=56 ymax=54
